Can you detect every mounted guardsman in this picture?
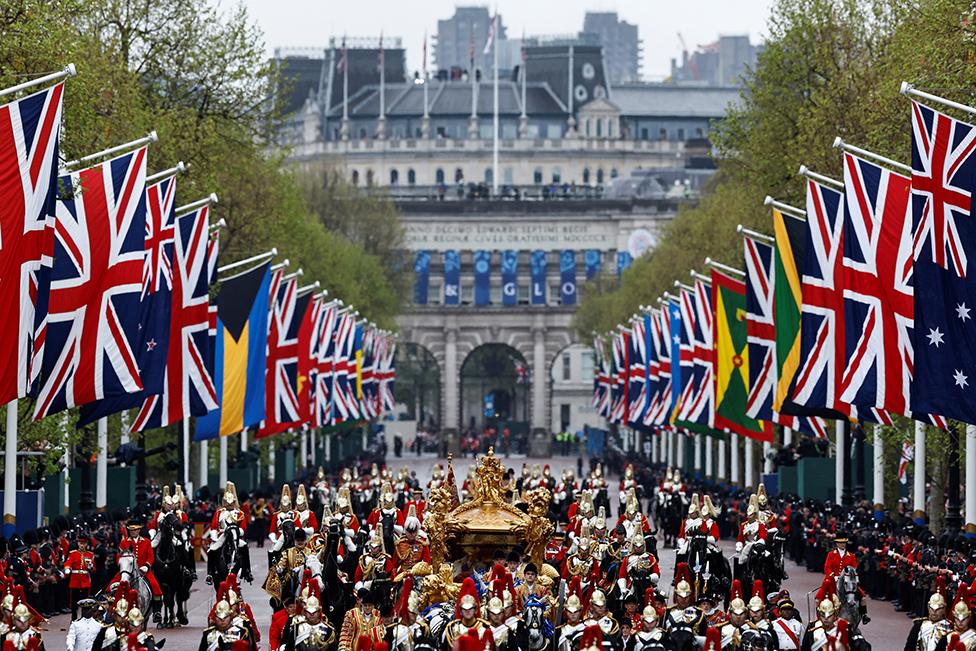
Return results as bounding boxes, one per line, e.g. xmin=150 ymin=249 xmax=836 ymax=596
xmin=270 ymin=484 xmax=297 ymax=555
xmin=631 ymin=605 xmax=671 ymax=651
xmin=619 ymin=464 xmax=639 ymax=505
xmin=443 ymin=578 xmax=492 ymax=650
xmin=663 ymin=563 xmax=706 ymax=643
xmin=207 ymin=481 xmax=253 ymax=584
xmin=198 ymin=595 xmax=256 ymax=651
xmin=335 ymin=487 xmax=361 ymax=558
xmin=112 ymin=517 xmax=163 ymax=622
xmin=934 ymin=585 xmax=975 ymax=651
xmin=736 ymin=495 xmax=768 ymax=564
xmin=741 ymin=580 xmax=777 ymax=651
xmin=617 ymin=531 xmax=661 ymax=599
xmin=389 ymin=576 xmax=433 ymax=651
xmin=906 ymin=576 xmax=951 ymax=651
xmin=283 ymin=581 xmax=337 ymax=650
xmin=295 ymin=485 xmax=319 ymax=538
xmin=1 ymin=603 xmax=45 ymax=651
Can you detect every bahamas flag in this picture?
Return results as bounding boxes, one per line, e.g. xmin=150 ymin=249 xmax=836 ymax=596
xmin=711 ymin=268 xmax=772 ymax=442
xmin=195 ymin=261 xmax=272 ymax=439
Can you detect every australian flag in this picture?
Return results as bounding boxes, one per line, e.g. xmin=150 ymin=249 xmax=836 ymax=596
xmin=910 ymin=100 xmax=976 ymax=424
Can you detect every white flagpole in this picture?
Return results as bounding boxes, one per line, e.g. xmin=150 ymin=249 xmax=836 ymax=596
xmin=492 ymin=9 xmax=499 ymax=195
xmin=3 ymin=401 xmax=17 ymax=536
xmin=378 ymin=32 xmax=385 ymax=138
xmin=422 ymin=32 xmax=429 ymax=118
xmin=64 ymin=131 xmax=158 ymax=172
xmin=182 ymin=417 xmax=191 ymax=487
xmin=219 ymin=436 xmax=228 ymax=486
xmin=199 ymin=440 xmax=209 ymax=489
xmin=96 ymin=417 xmax=108 ymax=510
xmin=0 ymin=64 xmax=76 ymax=99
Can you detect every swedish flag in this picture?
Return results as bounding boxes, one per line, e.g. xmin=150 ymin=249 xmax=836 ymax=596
xmin=195 ymin=262 xmax=271 ymax=440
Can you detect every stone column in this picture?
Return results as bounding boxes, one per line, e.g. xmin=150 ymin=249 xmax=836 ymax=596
xmin=784 ymin=427 xmax=793 ymax=446
xmin=744 ymin=436 xmax=754 ymax=488
xmin=651 ymin=434 xmax=658 ymax=464
xmin=694 ymin=436 xmax=702 ymax=475
xmin=705 ymin=437 xmax=713 ymax=480
xmin=873 ymin=425 xmax=884 ymax=511
xmin=96 ymin=418 xmax=108 ymax=510
xmin=718 ymin=435 xmax=727 ymax=481
xmin=730 ymin=434 xmax=740 ymax=486
xmin=269 ymin=443 xmax=276 ymax=483
xmin=967 ymin=425 xmax=976 ymax=536
xmin=219 ymin=436 xmax=228 ymax=487
xmin=199 ymin=440 xmax=208 ymax=489
xmin=763 ymin=441 xmax=773 ymax=474
xmin=443 ymin=326 xmax=460 ymax=446
xmin=530 ymin=323 xmax=550 ymax=455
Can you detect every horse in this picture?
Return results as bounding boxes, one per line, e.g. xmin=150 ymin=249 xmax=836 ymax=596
xmin=683 ymin=532 xmax=732 ymax=605
xmin=422 ymin=602 xmax=454 ymax=645
xmin=152 ymin=512 xmax=190 ymax=627
xmin=117 ymin=551 xmax=153 ymax=616
xmin=736 ymin=540 xmax=775 ymax=601
xmin=320 ymin=517 xmax=356 ymax=633
xmin=269 ymin=518 xmax=296 ymax=568
xmin=656 ymin=491 xmax=685 ymax=548
xmin=837 ymin=565 xmax=863 ymax=630
xmin=523 ymin=596 xmax=554 ymax=651
xmin=209 ymin=521 xmax=244 ymax=591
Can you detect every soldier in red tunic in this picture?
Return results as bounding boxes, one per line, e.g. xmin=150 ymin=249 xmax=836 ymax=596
xmin=63 ymin=532 xmax=95 ymax=620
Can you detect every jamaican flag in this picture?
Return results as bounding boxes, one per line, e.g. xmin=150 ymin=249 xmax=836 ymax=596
xmin=772 ymin=208 xmax=846 ymax=420
xmin=712 ymin=269 xmax=772 ymax=442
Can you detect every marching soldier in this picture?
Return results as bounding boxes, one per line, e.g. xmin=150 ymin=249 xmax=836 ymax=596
xmin=64 ymin=531 xmax=95 ymax=620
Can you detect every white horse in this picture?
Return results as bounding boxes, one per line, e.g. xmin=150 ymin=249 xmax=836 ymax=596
xmin=116 ymin=551 xmax=152 ymax=615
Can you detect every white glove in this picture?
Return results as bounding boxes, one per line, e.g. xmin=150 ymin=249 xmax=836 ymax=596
xmin=650 ymin=573 xmax=659 ymax=585
xmin=735 ymin=542 xmax=743 ymax=553
xmin=617 ymin=578 xmax=628 ymax=594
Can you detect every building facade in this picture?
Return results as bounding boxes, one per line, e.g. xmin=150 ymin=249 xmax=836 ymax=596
xmin=274 ymin=40 xmax=740 ymax=448
xmin=582 ymin=12 xmax=642 ymax=84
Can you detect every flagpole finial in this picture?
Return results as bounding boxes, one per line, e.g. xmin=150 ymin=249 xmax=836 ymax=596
xmin=832 ymin=136 xmax=844 ymax=149
xmin=900 ymin=81 xmax=912 ymax=95
xmin=763 ymin=195 xmax=773 ymax=206
xmin=209 ymin=192 xmax=219 ymax=204
xmin=736 ymin=224 xmax=744 ymax=234
xmin=148 ymin=130 xmax=159 ymax=143
xmin=798 ymin=164 xmax=808 ymax=176
xmin=322 ymin=289 xmax=329 ymax=296
xmin=66 ymin=63 xmax=77 ymax=77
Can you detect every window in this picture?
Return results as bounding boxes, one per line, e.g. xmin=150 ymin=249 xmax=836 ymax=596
xmin=366 ymin=169 xmax=374 ymax=185
xmin=484 ymin=168 xmax=493 ymax=184
xmin=696 ymin=127 xmax=704 ymax=138
xmin=659 ymin=128 xmax=667 ymax=140
xmin=428 ymin=282 xmax=442 ymax=305
xmin=461 ymin=284 xmax=474 ymax=304
xmin=517 ymin=284 xmax=530 ymax=304
xmin=435 ymin=168 xmax=445 ymax=184
xmin=454 ymin=168 xmax=464 ymax=182
xmin=585 ymin=118 xmax=591 ymax=137
xmin=641 ymin=128 xmax=649 ymax=140
xmin=390 ymin=169 xmax=399 ymax=185
xmin=407 ymin=169 xmax=416 ymax=185
xmin=351 ymin=170 xmax=359 ymax=185
xmin=533 ymin=167 xmax=543 ymax=184
xmin=596 ymin=168 xmax=604 ymax=184
xmin=552 ymin=167 xmax=561 ymax=183
xmin=596 ymin=119 xmax=602 ymax=138
xmin=677 ymin=128 xmax=685 ymax=140
xmin=504 ymin=167 xmax=513 ymax=184
xmin=610 ymin=168 xmax=619 ymax=179
xmin=562 ymin=353 xmax=571 ymax=381
xmin=437 ymin=126 xmax=447 ymax=138
xmin=582 ymin=168 xmax=590 ymax=184
xmin=560 ymin=404 xmax=571 ymax=432
xmin=607 ymin=120 xmax=613 ymax=138
xmin=581 ymin=350 xmax=595 ymax=379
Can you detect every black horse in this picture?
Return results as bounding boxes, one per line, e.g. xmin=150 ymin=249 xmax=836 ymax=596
xmin=209 ymin=521 xmax=245 ymax=591
xmin=656 ymin=492 xmax=684 ymax=548
xmin=735 ymin=540 xmax=775 ymax=600
xmin=153 ymin=512 xmax=191 ymax=627
xmin=269 ymin=519 xmax=296 ymax=568
xmin=681 ymin=532 xmax=733 ymax=605
xmin=320 ymin=517 xmax=356 ymax=634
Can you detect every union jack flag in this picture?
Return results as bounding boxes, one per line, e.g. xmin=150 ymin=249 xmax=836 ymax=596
xmin=645 ymin=308 xmax=673 ymax=427
xmin=592 ymin=335 xmax=612 ymax=417
xmin=677 ymin=278 xmax=714 ymax=429
xmin=332 ymin=311 xmax=360 ymax=424
xmin=0 ymin=82 xmax=63 ymax=404
xmin=313 ymin=301 xmax=339 ymax=426
xmin=79 ymin=176 xmax=176 ymax=426
xmin=258 ymin=273 xmax=309 ymax=437
xmin=910 ymin=103 xmax=976 ymax=423
xmin=839 ymin=152 xmax=946 ymax=428
xmin=744 ymin=237 xmax=828 ymax=438
xmin=910 ymin=101 xmax=976 ymax=277
xmin=377 ymin=333 xmax=396 ymax=413
xmin=34 ymin=148 xmax=148 ymax=419
xmin=296 ymin=294 xmax=320 ymax=423
xmin=358 ymin=326 xmax=378 ymax=420
xmin=626 ymin=316 xmax=648 ymax=428
xmin=609 ymin=329 xmax=629 ymax=424
xmin=672 ymin=288 xmax=698 ymax=424
xmin=791 ymin=179 xmax=851 ymax=419
xmin=132 ymin=204 xmax=217 ymax=431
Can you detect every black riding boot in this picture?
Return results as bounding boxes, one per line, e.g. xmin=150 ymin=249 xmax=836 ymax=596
xmin=206 ymin=551 xmax=216 ymax=585
xmin=239 ymin=544 xmax=253 ymax=583
xmin=152 ymin=596 xmax=162 ymax=623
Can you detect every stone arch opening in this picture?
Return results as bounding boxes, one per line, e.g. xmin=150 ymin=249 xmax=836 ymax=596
xmin=459 ymin=343 xmax=530 ymax=441
xmin=394 ymin=342 xmax=441 ymax=430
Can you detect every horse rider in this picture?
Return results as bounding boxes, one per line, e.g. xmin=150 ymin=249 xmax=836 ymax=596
xmin=631 ymin=605 xmax=670 ymax=651
xmin=619 ymin=464 xmax=639 ymax=507
xmin=443 ymin=578 xmax=492 ymax=650
xmin=393 ymin=505 xmax=430 ymax=577
xmin=485 ymin=582 xmax=527 ymax=651
xmin=800 ymin=595 xmax=851 ymax=651
xmin=294 ymin=485 xmax=319 ymax=538
xmin=283 ymin=581 xmax=337 ymax=650
xmin=906 ymin=576 xmax=951 ymax=651
xmin=584 ymin=589 xmax=621 ymax=651
xmin=823 ymin=531 xmax=869 ymax=624
xmin=736 ymin=495 xmax=768 ymax=564
xmin=199 ymin=596 xmax=257 ymax=651
xmin=64 ymin=528 xmax=95 ymax=620
xmin=92 ymin=594 xmax=132 ymax=651
xmin=354 ymin=530 xmax=395 ymax=595
xmin=125 ymin=606 xmax=160 ymax=651
xmin=554 ymin=577 xmax=586 ymax=651
xmin=207 ymin=481 xmax=253 ymax=584
xmin=617 ymin=531 xmax=661 ymax=599
xmin=741 ymin=580 xmax=777 ymax=651
xmin=663 ymin=564 xmax=706 ymax=638
xmin=335 ymin=487 xmax=361 ymax=557
xmin=389 ymin=578 xmax=432 ymax=651
xmin=721 ymin=589 xmax=749 ymax=650
xmin=266 ymin=527 xmax=315 ymax=605
xmin=2 ymin=601 xmax=46 ymax=650
xmin=934 ymin=586 xmax=975 ymax=651
xmin=112 ymin=518 xmax=163 ymax=623
xmin=148 ymin=486 xmax=176 ymax=547
xmin=269 ymin=484 xmax=297 ymax=557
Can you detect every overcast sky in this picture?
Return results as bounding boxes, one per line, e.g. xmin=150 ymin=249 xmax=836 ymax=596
xmin=231 ymin=0 xmax=775 ymax=81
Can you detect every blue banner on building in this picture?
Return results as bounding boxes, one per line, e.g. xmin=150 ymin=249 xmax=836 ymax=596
xmin=560 ymin=250 xmax=577 ymax=305
xmin=413 ymin=250 xmax=430 ymax=304
xmin=617 ymin=251 xmax=633 ymax=277
xmin=443 ymin=250 xmax=460 ymax=305
xmin=585 ymin=249 xmax=602 ymax=280
xmin=531 ymin=250 xmax=547 ymax=305
xmin=474 ymin=250 xmax=491 ymax=305
xmin=501 ymin=250 xmax=518 ymax=306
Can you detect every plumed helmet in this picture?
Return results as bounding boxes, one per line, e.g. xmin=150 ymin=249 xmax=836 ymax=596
xmin=380 ymin=481 xmax=395 ymax=508
xmin=688 ymin=493 xmax=700 ymax=517
xmin=214 ymin=599 xmax=233 ymax=619
xmin=12 ymin=603 xmax=30 ymax=623
xmin=703 ymin=495 xmax=719 ymax=519
xmin=930 ymin=575 xmax=948 ymax=610
xmin=456 ymin=577 xmax=479 ymax=618
xmin=704 ymin=626 xmax=722 ymax=651
xmin=127 ymin=607 xmax=144 ymax=627
xmin=565 ymin=576 xmax=583 ymax=613
xmin=487 ymin=596 xmax=505 ymax=615
xmin=748 ymin=580 xmax=765 ymax=611
xmin=280 ymin=484 xmax=292 ymax=510
xmin=162 ymin=485 xmax=174 ymax=507
xmin=336 ymin=486 xmax=352 ymax=511
xmin=642 ymin=605 xmax=659 ymax=626
xmin=747 ymin=494 xmax=759 ymax=518
xmin=580 ymin=623 xmax=603 ymax=651
xmin=729 ymin=598 xmax=747 ymax=615
xmin=114 ymin=598 xmax=130 ymax=619
xmin=304 ymin=595 xmax=321 ymax=614
xmin=757 ymin=483 xmax=769 ymax=509
xmin=817 ymin=598 xmax=837 ymax=618
xmin=953 ymin=583 xmax=972 ymax=622
xmin=674 ymin=562 xmax=693 ymax=599
xmin=590 ymin=590 xmax=607 ymax=607
xmin=296 ymin=484 xmax=308 ymax=510
xmin=404 ymin=504 xmax=421 ymax=532
xmin=223 ymin=482 xmax=239 ymax=509
xmin=630 ymin=531 xmax=646 ymax=550
xmin=595 ymin=506 xmax=607 ymax=531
